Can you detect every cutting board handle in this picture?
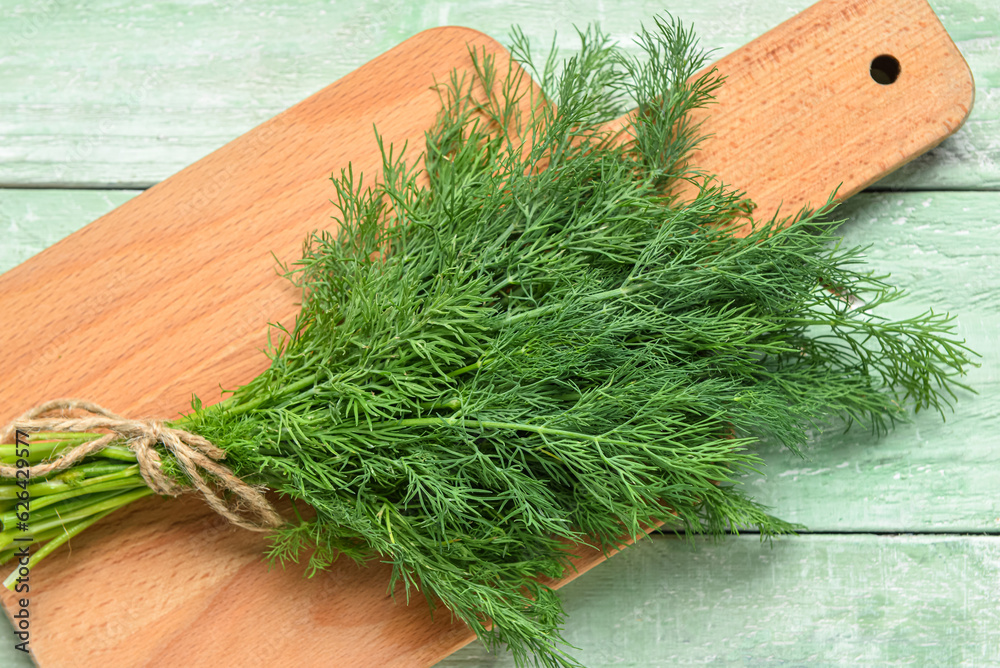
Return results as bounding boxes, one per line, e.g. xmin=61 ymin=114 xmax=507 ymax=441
xmin=684 ymin=0 xmax=974 ymax=222
xmin=0 ymin=1 xmax=974 ymax=666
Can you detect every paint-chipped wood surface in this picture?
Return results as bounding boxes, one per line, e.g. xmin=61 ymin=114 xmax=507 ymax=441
xmin=1 ymin=0 xmax=997 ymax=191
xmin=0 ymin=0 xmax=997 ymax=666
xmin=445 ymin=535 xmax=1000 ymax=666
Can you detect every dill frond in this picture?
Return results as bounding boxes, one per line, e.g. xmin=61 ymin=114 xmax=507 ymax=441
xmin=179 ymin=16 xmax=977 ymax=667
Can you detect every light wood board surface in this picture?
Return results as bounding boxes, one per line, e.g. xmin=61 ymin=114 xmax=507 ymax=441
xmin=0 ymin=0 xmax=996 ymax=666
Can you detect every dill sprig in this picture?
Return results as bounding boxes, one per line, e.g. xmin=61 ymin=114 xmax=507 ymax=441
xmin=0 ymin=16 xmax=976 ymax=667
xmin=178 ymin=17 xmax=974 ymax=666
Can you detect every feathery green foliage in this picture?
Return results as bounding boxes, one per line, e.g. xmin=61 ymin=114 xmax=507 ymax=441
xmin=180 ymin=17 xmax=974 ymax=666
xmin=0 ymin=16 xmax=976 ymax=667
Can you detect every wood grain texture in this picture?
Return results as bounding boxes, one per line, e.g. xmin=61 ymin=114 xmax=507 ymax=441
xmin=0 ymin=190 xmax=140 ymax=271
xmin=0 ymin=21 xmax=655 ymax=668
xmin=0 ymin=0 xmax=997 ymax=190
xmin=679 ymin=0 xmax=973 ymax=222
xmin=1 ymin=26 xmax=508 ymax=424
xmin=445 ymin=535 xmax=1000 ymax=666
xmin=745 ymin=190 xmax=1000 ymax=533
xmin=0 ymin=26 xmax=515 ymax=668
xmin=0 ymin=1 xmax=988 ymax=658
xmin=5 ymin=189 xmax=995 ymax=541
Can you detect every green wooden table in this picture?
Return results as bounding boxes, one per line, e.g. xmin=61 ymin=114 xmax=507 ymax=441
xmin=1 ymin=1 xmax=998 ymax=665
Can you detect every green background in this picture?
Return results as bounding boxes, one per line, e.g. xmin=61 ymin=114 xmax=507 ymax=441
xmin=1 ymin=0 xmax=998 ymax=665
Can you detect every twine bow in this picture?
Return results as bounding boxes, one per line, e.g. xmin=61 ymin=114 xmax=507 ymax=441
xmin=0 ymin=399 xmax=282 ymax=531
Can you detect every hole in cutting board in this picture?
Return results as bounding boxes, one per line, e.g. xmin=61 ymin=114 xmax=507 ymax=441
xmin=870 ymin=55 xmax=900 ymax=85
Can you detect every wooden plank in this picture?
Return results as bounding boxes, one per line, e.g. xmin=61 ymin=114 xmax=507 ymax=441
xmin=441 ymin=534 xmax=1000 ymax=666
xmin=746 ymin=190 xmax=1000 ymax=533
xmin=0 ymin=22 xmax=669 ymax=668
xmin=0 ymin=0 xmax=975 ymax=425
xmin=678 ymin=0 xmax=973 ymax=223
xmin=4 ymin=189 xmax=997 ymax=536
xmin=0 ymin=0 xmax=997 ymax=190
xmin=0 ymin=27 xmax=515 ymax=668
xmin=1 ymin=531 xmax=997 ymax=665
xmin=0 ymin=2 xmax=984 ymax=662
xmin=0 ymin=190 xmax=139 ymax=270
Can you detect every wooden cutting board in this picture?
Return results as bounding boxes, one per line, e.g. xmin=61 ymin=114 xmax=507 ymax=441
xmin=0 ymin=0 xmax=972 ymax=665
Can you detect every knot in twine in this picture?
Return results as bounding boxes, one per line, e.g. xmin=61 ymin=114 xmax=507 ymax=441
xmin=0 ymin=399 xmax=282 ymax=532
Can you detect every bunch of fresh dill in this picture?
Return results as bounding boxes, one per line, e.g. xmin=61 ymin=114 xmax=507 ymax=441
xmin=0 ymin=16 xmax=975 ymax=667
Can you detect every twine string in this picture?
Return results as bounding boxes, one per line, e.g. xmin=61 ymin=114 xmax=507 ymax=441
xmin=0 ymin=399 xmax=282 ymax=531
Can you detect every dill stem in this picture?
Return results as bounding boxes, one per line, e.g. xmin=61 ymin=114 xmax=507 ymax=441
xmin=418 ymin=397 xmax=463 ymax=410
xmin=387 ymin=416 xmax=709 ymax=452
xmin=447 ymin=360 xmax=483 ymax=378
xmin=3 ymin=507 xmax=118 ymax=591
xmin=0 ymin=467 xmax=144 ymax=527
xmin=0 ymin=524 xmax=85 ymax=565
xmin=0 ymin=435 xmax=135 ymax=469
xmin=10 ymin=489 xmax=134 ymax=531
xmin=0 ymin=488 xmax=153 ymax=547
xmin=0 ymin=434 xmax=118 ymax=464
xmin=192 ymin=372 xmax=322 ymax=421
xmin=96 ymin=445 xmax=139 ymax=462
xmin=505 ymin=280 xmax=651 ymax=324
xmin=10 ymin=463 xmax=137 ymax=499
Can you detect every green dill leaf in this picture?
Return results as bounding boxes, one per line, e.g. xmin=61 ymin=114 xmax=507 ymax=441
xmin=177 ymin=15 xmax=978 ymax=668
